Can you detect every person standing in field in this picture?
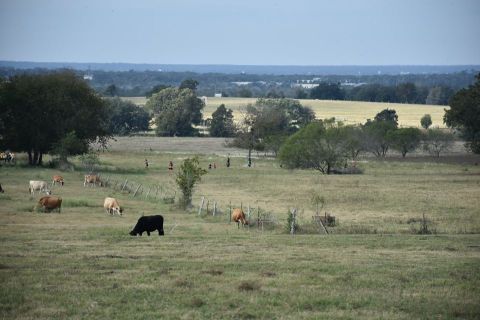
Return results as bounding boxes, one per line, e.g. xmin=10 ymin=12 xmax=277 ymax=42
xmin=145 ymin=159 xmax=149 ymax=168
xmin=168 ymin=161 xmax=174 ymax=172
xmin=226 ymin=156 xmax=230 ymax=168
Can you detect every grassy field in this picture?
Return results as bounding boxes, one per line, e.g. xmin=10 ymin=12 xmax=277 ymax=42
xmin=123 ymin=96 xmax=448 ymax=128
xmin=1 ymin=138 xmax=479 ymax=319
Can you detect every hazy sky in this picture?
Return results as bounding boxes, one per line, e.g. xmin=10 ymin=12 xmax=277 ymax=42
xmin=1 ymin=0 xmax=479 ymax=65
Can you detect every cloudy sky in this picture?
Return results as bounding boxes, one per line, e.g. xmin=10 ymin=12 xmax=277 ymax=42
xmin=1 ymin=0 xmax=479 ymax=65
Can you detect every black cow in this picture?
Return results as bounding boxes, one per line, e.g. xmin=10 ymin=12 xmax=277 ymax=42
xmin=129 ymin=215 xmax=164 ymax=236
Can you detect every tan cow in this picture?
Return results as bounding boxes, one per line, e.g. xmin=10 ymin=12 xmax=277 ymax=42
xmin=103 ymin=197 xmax=123 ymax=216
xmin=52 ymin=175 xmax=64 ymax=186
xmin=232 ymin=208 xmax=249 ymax=228
xmin=84 ymin=174 xmax=102 ymax=187
xmin=29 ymin=180 xmax=51 ymax=195
xmin=38 ymin=196 xmax=62 ymax=213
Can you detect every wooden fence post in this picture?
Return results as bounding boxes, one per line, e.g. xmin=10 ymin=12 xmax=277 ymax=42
xmin=121 ymin=179 xmax=128 ymax=191
xmin=145 ymin=187 xmax=151 ymax=200
xmin=290 ymin=208 xmax=297 ymax=235
xmin=213 ymin=201 xmax=217 ymax=216
xmin=229 ymin=201 xmax=232 ymax=223
xmin=198 ymin=196 xmax=205 ymax=215
xmin=133 ymin=184 xmax=142 ymax=197
xmin=206 ymin=200 xmax=209 ymax=216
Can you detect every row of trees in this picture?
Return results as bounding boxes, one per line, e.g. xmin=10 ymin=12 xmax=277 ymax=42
xmin=293 ymin=82 xmax=454 ymax=105
xmin=278 ymin=113 xmax=455 ymax=174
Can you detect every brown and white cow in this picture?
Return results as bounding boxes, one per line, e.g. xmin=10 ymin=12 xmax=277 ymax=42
xmin=52 ymin=175 xmax=65 ymax=186
xmin=103 ymin=197 xmax=123 ymax=216
xmin=84 ymin=174 xmax=102 ymax=187
xmin=232 ymin=208 xmax=249 ymax=228
xmin=38 ymin=196 xmax=62 ymax=213
xmin=29 ymin=180 xmax=51 ymax=195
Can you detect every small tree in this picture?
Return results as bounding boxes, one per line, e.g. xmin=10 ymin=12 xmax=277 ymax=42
xmin=423 ymin=129 xmax=454 ymax=157
xmin=176 ymin=157 xmax=207 ymax=209
xmin=209 ymin=104 xmax=235 ymax=137
xmin=311 ymin=193 xmax=326 ymax=215
xmin=387 ymin=127 xmax=422 ymax=158
xmin=79 ymin=152 xmax=100 ymax=173
xmin=420 ymin=114 xmax=432 ymax=129
xmin=374 ymin=108 xmax=398 ymax=128
xmin=52 ymin=131 xmax=89 ymax=162
xmin=279 ymin=121 xmax=348 ymax=174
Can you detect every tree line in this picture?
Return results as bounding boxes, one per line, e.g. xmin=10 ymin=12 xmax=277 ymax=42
xmin=1 ymin=72 xmax=478 ymax=167
xmin=1 ymin=66 xmax=477 ymax=104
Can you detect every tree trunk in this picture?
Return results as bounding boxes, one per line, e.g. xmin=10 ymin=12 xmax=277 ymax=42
xmin=33 ymin=150 xmax=39 ymax=166
xmin=28 ymin=150 xmax=33 ymax=165
xmin=38 ymin=152 xmax=43 ymax=165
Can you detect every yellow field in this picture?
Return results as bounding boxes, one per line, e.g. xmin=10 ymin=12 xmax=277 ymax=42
xmin=123 ymin=97 xmax=449 ymax=128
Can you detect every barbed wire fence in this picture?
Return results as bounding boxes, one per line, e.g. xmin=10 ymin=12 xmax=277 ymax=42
xmin=96 ymin=174 xmax=177 ymax=204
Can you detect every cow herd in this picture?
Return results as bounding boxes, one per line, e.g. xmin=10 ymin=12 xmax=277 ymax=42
xmin=1 ymin=174 xmax=165 ymax=237
xmin=3 ymin=172 xmax=250 ymax=237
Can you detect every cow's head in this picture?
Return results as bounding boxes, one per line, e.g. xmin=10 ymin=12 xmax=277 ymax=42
xmin=129 ymin=230 xmax=137 ymax=236
xmin=119 ymin=207 xmax=124 ymax=215
xmin=45 ymin=190 xmax=52 ymax=195
xmin=61 ymin=181 xmax=64 ymax=186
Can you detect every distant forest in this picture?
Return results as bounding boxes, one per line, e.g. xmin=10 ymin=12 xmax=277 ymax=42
xmin=1 ymin=64 xmax=478 ymax=105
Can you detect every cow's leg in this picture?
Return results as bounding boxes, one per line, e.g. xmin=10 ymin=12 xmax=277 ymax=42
xmin=147 ymin=231 xmax=151 ymax=236
xmin=158 ymin=229 xmax=164 ymax=236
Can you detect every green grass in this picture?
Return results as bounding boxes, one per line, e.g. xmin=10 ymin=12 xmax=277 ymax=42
xmin=1 ymin=138 xmax=479 ymax=319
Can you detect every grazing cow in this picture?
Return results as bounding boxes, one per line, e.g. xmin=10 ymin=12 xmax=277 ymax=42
xmin=232 ymin=208 xmax=249 ymax=228
xmin=130 ymin=215 xmax=164 ymax=236
xmin=84 ymin=174 xmax=102 ymax=187
xmin=103 ymin=197 xmax=123 ymax=216
xmin=52 ymin=175 xmax=65 ymax=186
xmin=38 ymin=196 xmax=62 ymax=213
xmin=0 ymin=152 xmax=15 ymax=164
xmin=29 ymin=180 xmax=51 ymax=195
xmin=0 ymin=183 xmax=4 ymax=193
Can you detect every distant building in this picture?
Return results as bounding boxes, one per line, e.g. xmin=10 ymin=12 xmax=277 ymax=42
xmin=214 ymin=93 xmax=222 ymax=98
xmin=83 ymin=74 xmax=93 ymax=81
xmin=291 ymin=83 xmax=319 ymax=89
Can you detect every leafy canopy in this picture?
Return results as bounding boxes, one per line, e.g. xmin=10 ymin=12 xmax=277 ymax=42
xmin=444 ymin=73 xmax=480 ymax=153
xmin=146 ymin=87 xmax=204 ymax=136
xmin=176 ymin=157 xmax=207 ymax=208
xmin=0 ymin=71 xmax=109 ymax=165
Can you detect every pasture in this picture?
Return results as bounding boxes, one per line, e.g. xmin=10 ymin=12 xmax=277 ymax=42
xmin=1 ymin=137 xmax=479 ymax=319
xmin=123 ymin=96 xmax=448 ymax=128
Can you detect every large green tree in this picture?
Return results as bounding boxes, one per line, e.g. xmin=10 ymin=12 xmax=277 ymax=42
xmin=444 ymin=73 xmax=480 ymax=153
xmin=209 ymin=104 xmax=235 ymax=137
xmin=0 ymin=71 xmax=109 ymax=165
xmin=387 ymin=127 xmax=422 ymax=158
xmin=105 ymin=98 xmax=150 ymax=135
xmin=146 ymin=87 xmax=204 ymax=136
xmin=279 ymin=121 xmax=348 ymax=174
xmin=232 ymin=98 xmax=315 ymax=155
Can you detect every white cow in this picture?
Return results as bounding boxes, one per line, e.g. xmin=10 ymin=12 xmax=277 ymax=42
xmin=103 ymin=197 xmax=123 ymax=216
xmin=29 ymin=180 xmax=51 ymax=195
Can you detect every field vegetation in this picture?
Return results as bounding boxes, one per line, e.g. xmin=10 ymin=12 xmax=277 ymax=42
xmin=124 ymin=97 xmax=448 ymax=128
xmin=1 ymin=137 xmax=479 ymax=319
